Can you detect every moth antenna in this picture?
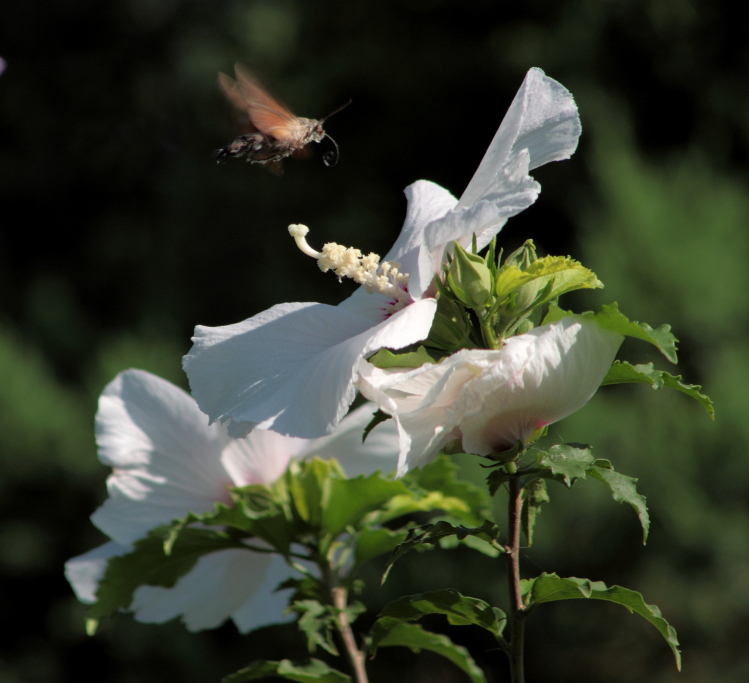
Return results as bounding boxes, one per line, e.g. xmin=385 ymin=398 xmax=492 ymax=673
xmin=319 ymin=98 xmax=352 ymax=124
xmin=322 ymin=133 xmax=341 ymax=167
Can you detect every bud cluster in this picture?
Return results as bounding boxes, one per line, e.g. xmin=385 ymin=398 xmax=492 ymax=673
xmin=425 ymin=239 xmax=603 ymax=351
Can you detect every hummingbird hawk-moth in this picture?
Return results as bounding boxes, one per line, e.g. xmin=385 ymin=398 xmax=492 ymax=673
xmin=214 ymin=64 xmax=350 ymax=174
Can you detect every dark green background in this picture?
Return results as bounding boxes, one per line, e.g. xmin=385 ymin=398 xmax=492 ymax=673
xmin=1 ymin=0 xmax=747 ymax=681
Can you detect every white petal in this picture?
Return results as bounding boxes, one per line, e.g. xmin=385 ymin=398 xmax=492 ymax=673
xmin=96 ymin=369 xmax=219 ymax=469
xmin=388 ymin=357 xmax=487 ymax=475
xmin=220 ymin=427 xmax=304 ymax=487
xmin=405 ymin=69 xmax=582 ymax=296
xmin=301 ymin=402 xmax=399 ymax=477
xmin=129 ymin=547 xmax=283 ymax=632
xmin=358 ymin=318 xmax=621 ymax=472
xmin=358 ymin=354 xmax=487 ymax=476
xmin=91 ymin=370 xmax=230 ymax=544
xmin=459 ymin=67 xmax=581 ymax=208
xmin=385 ymin=180 xmax=459 ymax=266
xmin=339 ymin=181 xmax=458 ymax=315
xmin=64 ymin=541 xmax=130 ymax=603
xmin=231 ymin=554 xmax=296 ymax=633
xmin=184 ymin=299 xmax=437 ymax=439
xmin=456 ymin=318 xmax=622 ymax=454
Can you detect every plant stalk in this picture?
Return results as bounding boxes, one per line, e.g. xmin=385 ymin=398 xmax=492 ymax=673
xmin=330 ymin=586 xmax=369 ymax=683
xmin=505 ymin=474 xmax=526 ymax=683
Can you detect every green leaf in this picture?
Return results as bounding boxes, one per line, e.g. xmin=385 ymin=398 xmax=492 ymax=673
xmin=523 ymin=573 xmax=681 ymax=670
xmin=602 ymin=361 xmax=714 ymax=419
xmin=367 ymin=345 xmax=442 ymax=369
xmin=354 ymin=527 xmax=408 ymax=565
xmin=588 ymin=461 xmax=650 ymax=543
xmin=324 ymin=473 xmax=410 ymax=539
xmin=373 ymin=622 xmax=487 ymax=683
xmin=293 ymin=600 xmax=339 ymax=655
xmin=403 ymin=455 xmax=492 ymax=524
xmin=288 ymin=458 xmax=338 ymax=528
xmin=221 ymin=659 xmax=350 ymax=683
xmin=544 ymin=302 xmax=678 ymax=363
xmin=86 ymin=527 xmax=243 ymax=633
xmin=382 ymin=520 xmax=503 ymax=584
xmin=495 ymin=256 xmax=602 ymax=307
xmin=521 ymin=478 xmax=550 ymax=546
xmin=536 ymin=443 xmax=595 ymax=486
xmin=165 ymin=494 xmax=294 ymax=556
xmin=370 ymin=590 xmax=507 ymax=650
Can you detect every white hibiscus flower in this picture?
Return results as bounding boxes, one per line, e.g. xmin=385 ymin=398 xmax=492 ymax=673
xmin=357 ymin=317 xmax=623 ymax=477
xmin=65 ymin=369 xmax=398 ymax=632
xmin=183 ymin=67 xmax=581 ymax=439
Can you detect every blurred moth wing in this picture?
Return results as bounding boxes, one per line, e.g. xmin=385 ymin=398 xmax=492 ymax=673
xmin=214 ymin=64 xmax=348 ymax=171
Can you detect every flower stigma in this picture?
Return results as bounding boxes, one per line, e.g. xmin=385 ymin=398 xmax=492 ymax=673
xmin=288 ymin=224 xmax=412 ymax=313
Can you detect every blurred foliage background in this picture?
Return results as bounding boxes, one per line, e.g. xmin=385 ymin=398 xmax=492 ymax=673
xmin=1 ymin=0 xmax=747 ymax=681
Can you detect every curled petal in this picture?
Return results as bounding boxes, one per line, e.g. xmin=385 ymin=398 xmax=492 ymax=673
xmin=359 ymin=318 xmax=622 ymax=475
xmin=459 ymin=67 xmax=581 ymax=208
xmin=456 ymin=318 xmax=622 ymax=454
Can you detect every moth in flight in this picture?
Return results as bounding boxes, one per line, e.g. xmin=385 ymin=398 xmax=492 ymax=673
xmin=215 ymin=64 xmax=350 ymax=174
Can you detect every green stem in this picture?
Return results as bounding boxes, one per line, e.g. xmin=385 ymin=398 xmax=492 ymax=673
xmin=505 ymin=475 xmax=526 ymax=683
xmin=481 ymin=315 xmax=500 ymax=350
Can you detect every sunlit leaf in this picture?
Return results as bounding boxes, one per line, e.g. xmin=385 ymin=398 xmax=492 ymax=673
xmin=403 ymin=455 xmax=492 ymax=524
xmin=354 ymin=527 xmax=408 ymax=565
xmin=495 ymin=255 xmax=602 ymax=306
xmin=367 ymin=346 xmax=442 ymax=369
xmin=323 ymin=473 xmax=409 ymax=539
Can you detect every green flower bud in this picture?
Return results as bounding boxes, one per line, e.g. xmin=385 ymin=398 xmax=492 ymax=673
xmin=502 ymin=239 xmax=538 ymax=270
xmin=447 ymin=244 xmax=493 ymax=309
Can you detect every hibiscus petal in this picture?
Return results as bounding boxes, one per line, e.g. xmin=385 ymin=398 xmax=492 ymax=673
xmin=184 ymin=299 xmax=437 ymax=438
xmin=64 ymin=541 xmax=130 ymax=603
xmin=92 ymin=370 xmax=232 ymax=544
xmin=220 ymin=428 xmax=304 ymax=487
xmin=129 ymin=547 xmax=282 ymax=632
xmin=456 ymin=318 xmax=623 ymax=454
xmin=300 ymin=402 xmax=399 ymax=477
xmin=96 ymin=369 xmax=219 ymax=469
xmin=358 ymin=355 xmax=486 ymax=476
xmin=230 ymin=554 xmax=296 ymax=633
xmin=359 ymin=318 xmax=622 ymax=473
xmin=459 ymin=67 xmax=581 ymax=208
